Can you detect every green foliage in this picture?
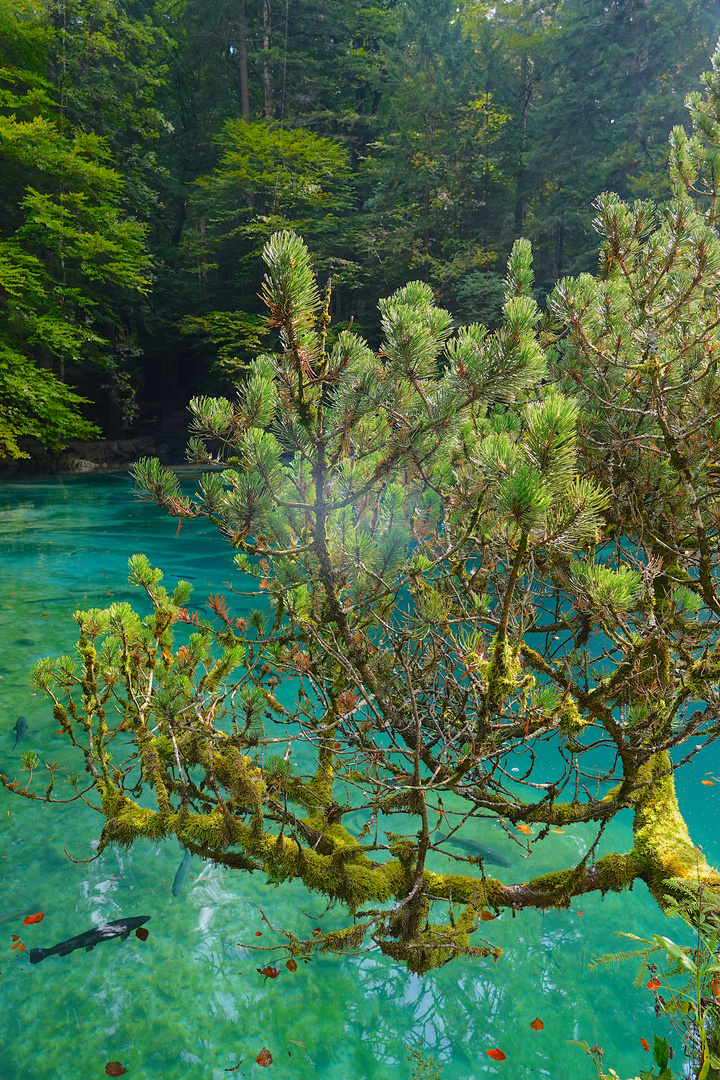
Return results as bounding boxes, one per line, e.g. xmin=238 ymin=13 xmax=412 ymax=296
xmin=0 ymin=0 xmax=154 ymax=455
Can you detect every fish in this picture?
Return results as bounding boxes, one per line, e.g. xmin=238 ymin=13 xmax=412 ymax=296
xmin=439 ymin=834 xmax=512 ymax=868
xmin=28 ymin=916 xmax=150 ymax=964
xmin=13 ymin=717 xmax=27 ymax=747
xmin=0 ymin=906 xmax=36 ymax=929
xmin=172 ymin=847 xmax=191 ymax=896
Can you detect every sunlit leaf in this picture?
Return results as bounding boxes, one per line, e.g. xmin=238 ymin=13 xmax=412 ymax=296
xmin=640 ymin=1038 xmax=650 ymax=1051
xmin=256 ymin=1047 xmax=273 ymax=1067
xmin=259 ymin=966 xmax=280 ymax=979
xmin=647 ymin=977 xmax=661 ymax=990
xmin=530 ymin=1018 xmax=543 ymax=1031
xmin=701 ymin=780 xmax=714 ymax=786
xmin=486 ymin=1049 xmax=506 ymax=1061
xmin=479 ymin=911 xmax=497 ymax=921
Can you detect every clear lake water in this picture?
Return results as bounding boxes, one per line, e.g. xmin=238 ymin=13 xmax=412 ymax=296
xmin=0 ymin=473 xmax=717 ymax=1080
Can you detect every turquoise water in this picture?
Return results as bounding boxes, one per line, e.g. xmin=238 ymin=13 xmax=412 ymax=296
xmin=0 ymin=473 xmax=716 ymax=1080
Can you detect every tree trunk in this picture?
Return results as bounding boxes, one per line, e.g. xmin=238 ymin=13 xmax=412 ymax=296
xmin=263 ymin=0 xmax=273 ymax=118
xmin=237 ymin=0 xmax=250 ymax=118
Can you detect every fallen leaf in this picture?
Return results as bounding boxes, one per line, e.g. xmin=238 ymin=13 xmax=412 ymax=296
xmin=11 ymin=935 xmax=19 ymax=942
xmin=647 ymin=977 xmax=661 ymax=990
xmin=10 ymin=942 xmax=21 ymax=950
xmin=576 ymin=910 xmax=583 ymax=917
xmin=517 ymin=824 xmax=532 ymax=835
xmin=135 ymin=927 xmax=149 ymax=941
xmin=640 ymin=1038 xmax=650 ymax=1051
xmin=259 ymin=966 xmax=280 ymax=979
xmin=286 ymin=958 xmax=297 ymax=972
xmin=56 ymin=730 xmax=65 ymax=735
xmin=486 ymin=1049 xmax=506 ymax=1061
xmin=23 ymin=912 xmax=43 ymax=925
xmin=255 ymin=931 xmax=263 ymax=936
xmin=105 ymin=1064 xmax=127 ymax=1077
xmin=701 ymin=780 xmax=714 ymax=786
xmin=479 ymin=911 xmax=497 ymax=921
xmin=256 ymin=1048 xmax=273 ymax=1067
xmin=551 ymin=829 xmax=565 ymax=833
xmin=530 ymin=1018 xmax=544 ymax=1031
xmin=18 ymin=944 xmax=25 ymax=952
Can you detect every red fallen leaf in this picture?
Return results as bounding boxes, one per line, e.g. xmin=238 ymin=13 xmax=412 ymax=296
xmin=333 ymin=742 xmax=341 ymax=749
xmin=135 ymin=927 xmax=149 ymax=941
xmin=11 ymin=935 xmax=20 ymax=942
xmin=286 ymin=959 xmax=297 ymax=972
xmin=18 ymin=944 xmax=25 ymax=952
xmin=647 ymin=977 xmax=661 ymax=990
xmin=701 ymin=780 xmax=714 ymax=786
xmin=576 ymin=910 xmax=583 ymax=917
xmin=256 ymin=1048 xmax=273 ymax=1067
xmin=56 ymin=730 xmax=66 ymax=734
xmin=479 ymin=911 xmax=497 ymax=921
xmin=486 ymin=1049 xmax=506 ymax=1061
xmin=10 ymin=942 xmax=21 ymax=950
xmin=313 ymin=928 xmax=321 ymax=935
xmin=259 ymin=966 xmax=280 ymax=979
xmin=23 ymin=912 xmax=43 ymax=925
xmin=255 ymin=931 xmax=262 ymax=936
xmin=530 ymin=1018 xmax=544 ymax=1031
xmin=640 ymin=1038 xmax=650 ymax=1051
xmin=105 ymin=1064 xmax=127 ymax=1077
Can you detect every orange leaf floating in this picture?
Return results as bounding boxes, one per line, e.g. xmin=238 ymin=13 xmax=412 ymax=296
xmin=286 ymin=959 xmax=297 ymax=972
xmin=551 ymin=829 xmax=565 ymax=834
xmin=10 ymin=942 xmax=21 ymax=950
xmin=255 ymin=931 xmax=263 ymax=937
xmin=486 ymin=1049 xmax=506 ymax=1061
xmin=517 ymin=824 xmax=532 ymax=835
xmin=11 ymin=935 xmax=19 ymax=942
xmin=259 ymin=966 xmax=280 ymax=979
xmin=135 ymin=927 xmax=149 ymax=941
xmin=18 ymin=944 xmax=25 ymax=952
xmin=256 ymin=1048 xmax=273 ymax=1068
xmin=576 ymin=910 xmax=583 ymax=917
xmin=701 ymin=780 xmax=714 ymax=786
xmin=105 ymin=1064 xmax=127 ymax=1077
xmin=530 ymin=1018 xmax=544 ymax=1031
xmin=22 ymin=912 xmax=43 ymax=925
xmin=479 ymin=911 xmax=497 ymax=921
xmin=640 ymin=1038 xmax=650 ymax=1052
xmin=647 ymin=977 xmax=661 ymax=990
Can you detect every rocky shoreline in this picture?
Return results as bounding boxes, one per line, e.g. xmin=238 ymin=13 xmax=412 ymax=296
xmin=0 ymin=433 xmax=190 ymax=479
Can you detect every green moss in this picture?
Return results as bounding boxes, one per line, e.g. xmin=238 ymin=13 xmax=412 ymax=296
xmin=629 ymin=751 xmax=718 ymax=905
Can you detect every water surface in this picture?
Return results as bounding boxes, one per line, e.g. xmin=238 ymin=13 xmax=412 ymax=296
xmin=0 ymin=474 xmax=716 ymax=1079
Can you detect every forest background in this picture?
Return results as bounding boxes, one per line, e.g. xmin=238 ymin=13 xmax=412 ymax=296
xmin=2 ymin=0 xmax=720 ymax=457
